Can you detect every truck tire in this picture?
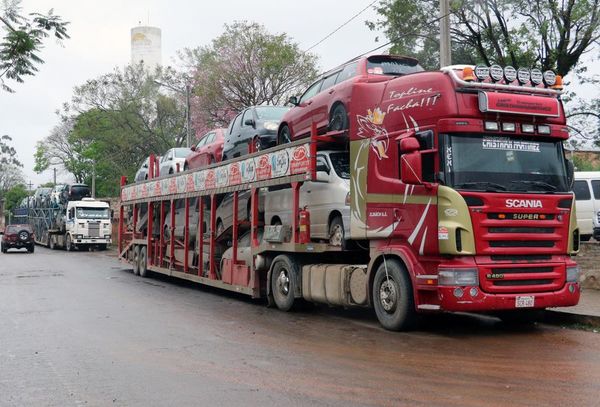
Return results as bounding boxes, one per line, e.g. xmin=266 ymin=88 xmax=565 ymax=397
xmin=139 ymin=246 xmax=149 ymax=277
xmin=132 ymin=246 xmax=140 ymax=275
xmin=66 ymin=235 xmax=75 ymax=252
xmin=372 ymin=258 xmax=416 ymax=331
xmin=28 ymin=244 xmax=34 ymax=253
xmin=270 ymin=255 xmax=299 ymax=311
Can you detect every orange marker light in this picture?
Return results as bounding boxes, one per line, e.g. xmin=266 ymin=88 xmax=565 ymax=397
xmin=552 ymin=75 xmax=563 ymax=90
xmin=463 ymin=67 xmax=475 ymax=82
xmin=540 ymin=214 xmax=547 ymax=220
xmin=498 ymin=214 xmax=506 ymax=219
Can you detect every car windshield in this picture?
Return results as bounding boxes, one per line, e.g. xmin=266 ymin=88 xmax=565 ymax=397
xmin=255 ymin=106 xmax=289 ymax=121
xmin=329 ymin=152 xmax=350 ymax=179
xmin=76 ymin=207 xmax=110 ymax=219
xmin=174 ymin=148 xmax=191 ymax=158
xmin=71 ymin=186 xmax=91 ymax=200
xmin=366 ymin=56 xmax=424 ymax=76
xmin=443 ymin=134 xmax=569 ymax=193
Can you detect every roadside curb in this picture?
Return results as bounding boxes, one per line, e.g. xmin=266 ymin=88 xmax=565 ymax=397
xmin=543 ymin=310 xmax=600 ymax=329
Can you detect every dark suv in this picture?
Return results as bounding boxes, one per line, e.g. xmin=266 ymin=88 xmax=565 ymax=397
xmin=222 ymin=106 xmax=289 ymax=161
xmin=1 ymin=224 xmax=35 ymax=253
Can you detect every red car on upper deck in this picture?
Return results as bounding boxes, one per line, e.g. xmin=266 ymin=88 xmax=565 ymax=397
xmin=277 ymin=55 xmax=424 ymax=144
xmin=185 ymin=128 xmax=226 ymax=171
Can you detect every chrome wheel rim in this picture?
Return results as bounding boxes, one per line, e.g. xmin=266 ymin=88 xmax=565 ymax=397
xmin=379 ymin=278 xmax=397 ymax=313
xmin=329 ymin=224 xmax=343 ymax=246
xmin=276 ymin=269 xmax=290 ymax=296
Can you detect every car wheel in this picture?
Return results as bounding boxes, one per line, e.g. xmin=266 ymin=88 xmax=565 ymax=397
xmin=28 ymin=244 xmax=34 ymax=253
xmin=184 ymin=162 xmax=189 ymax=171
xmin=372 ymin=258 xmax=416 ymax=331
xmin=252 ymin=136 xmax=261 ymax=153
xmin=133 ymin=246 xmax=140 ymax=275
xmin=329 ymin=104 xmax=349 ymax=132
xmin=66 ymin=234 xmax=75 ymax=252
xmin=169 ymin=168 xmax=174 ymax=175
xmin=216 ymin=220 xmax=224 ymax=237
xmin=278 ymin=124 xmax=292 ymax=145
xmin=270 ymin=255 xmax=299 ymax=311
xmin=139 ymin=246 xmax=148 ymax=277
xmin=328 ymin=216 xmax=345 ymax=247
xmin=210 ymin=156 xmax=216 ymax=164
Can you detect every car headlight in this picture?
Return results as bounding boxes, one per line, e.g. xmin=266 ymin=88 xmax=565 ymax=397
xmin=566 ymin=266 xmax=580 ymax=283
xmin=76 ymin=234 xmax=83 ymax=239
xmin=263 ymin=121 xmax=279 ymax=131
xmin=438 ymin=268 xmax=479 ymax=286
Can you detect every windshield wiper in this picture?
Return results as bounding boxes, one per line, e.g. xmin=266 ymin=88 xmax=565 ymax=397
xmin=510 ymin=180 xmax=557 ymax=192
xmin=454 ymin=182 xmax=507 ymax=192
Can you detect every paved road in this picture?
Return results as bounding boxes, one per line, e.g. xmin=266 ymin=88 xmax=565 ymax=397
xmin=1 ymin=246 xmax=599 ymax=406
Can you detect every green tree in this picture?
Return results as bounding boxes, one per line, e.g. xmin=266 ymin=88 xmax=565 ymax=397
xmin=0 ymin=134 xmax=24 ymax=199
xmin=4 ymin=183 xmax=28 ymax=212
xmin=367 ymin=0 xmax=600 ymax=75
xmin=0 ymin=0 xmax=69 ymax=92
xmin=181 ymin=21 xmax=319 ymax=130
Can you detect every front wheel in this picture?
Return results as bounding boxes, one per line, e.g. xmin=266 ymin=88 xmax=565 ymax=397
xmin=66 ymin=235 xmax=75 ymax=252
xmin=328 ymin=216 xmax=345 ymax=247
xmin=184 ymin=162 xmax=189 ymax=171
xmin=270 ymin=255 xmax=299 ymax=311
xmin=372 ymin=258 xmax=416 ymax=331
xmin=252 ymin=136 xmax=261 ymax=153
xmin=278 ymin=124 xmax=291 ymax=145
xmin=329 ymin=104 xmax=349 ymax=132
xmin=28 ymin=244 xmax=34 ymax=253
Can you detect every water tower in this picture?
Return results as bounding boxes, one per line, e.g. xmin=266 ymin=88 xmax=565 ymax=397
xmin=131 ymin=26 xmax=162 ymax=69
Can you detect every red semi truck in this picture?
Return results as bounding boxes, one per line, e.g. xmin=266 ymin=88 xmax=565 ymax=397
xmin=118 ymin=64 xmax=580 ymax=331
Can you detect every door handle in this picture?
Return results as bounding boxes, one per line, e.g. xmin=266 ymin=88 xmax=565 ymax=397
xmin=328 ymin=89 xmax=335 ymax=94
xmin=307 ymin=101 xmax=313 ymax=106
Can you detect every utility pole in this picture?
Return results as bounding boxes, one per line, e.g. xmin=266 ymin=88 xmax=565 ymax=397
xmin=92 ymin=161 xmax=96 ymax=199
xmin=439 ymin=0 xmax=452 ymax=68
xmin=186 ymin=82 xmax=192 ymax=148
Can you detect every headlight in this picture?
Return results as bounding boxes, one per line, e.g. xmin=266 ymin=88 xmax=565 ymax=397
xmin=566 ymin=266 xmax=580 ymax=283
xmin=104 ymin=234 xmax=111 ymax=239
xmin=76 ymin=234 xmax=83 ymax=239
xmin=438 ymin=268 xmax=479 ymax=286
xmin=263 ymin=121 xmax=278 ymax=131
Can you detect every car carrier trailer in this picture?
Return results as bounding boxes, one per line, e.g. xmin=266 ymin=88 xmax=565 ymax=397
xmin=119 ymin=64 xmax=581 ymax=331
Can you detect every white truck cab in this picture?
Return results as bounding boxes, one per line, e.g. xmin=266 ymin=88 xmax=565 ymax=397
xmin=61 ymin=198 xmax=112 ymax=250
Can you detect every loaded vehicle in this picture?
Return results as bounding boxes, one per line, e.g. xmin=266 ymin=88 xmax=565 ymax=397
xmin=159 ymin=148 xmax=192 ymax=176
xmin=185 ymin=128 xmax=226 ymax=170
xmin=222 ymin=105 xmax=290 ymax=160
xmin=119 ymin=62 xmax=580 ymax=331
xmin=1 ymin=224 xmax=35 ymax=253
xmin=27 ymin=184 xmax=112 ymax=251
xmin=278 ymin=54 xmax=424 ymax=144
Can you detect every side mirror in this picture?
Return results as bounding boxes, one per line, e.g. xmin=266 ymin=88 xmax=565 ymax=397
xmin=190 ymin=146 xmax=196 ymax=152
xmin=566 ymin=159 xmax=574 ymax=190
xmin=288 ymin=96 xmax=299 ymax=106
xmin=400 ymin=152 xmax=423 ymax=185
xmin=400 ymin=137 xmax=420 ymax=154
xmin=168 ymin=156 xmax=173 ymax=161
xmin=244 ymin=119 xmax=255 ymax=127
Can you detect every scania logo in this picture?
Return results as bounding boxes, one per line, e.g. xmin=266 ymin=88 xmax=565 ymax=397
xmin=505 ymin=199 xmax=542 ymax=208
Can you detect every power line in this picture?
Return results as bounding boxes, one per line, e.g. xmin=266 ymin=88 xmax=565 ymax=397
xmin=305 ymin=0 xmax=379 ymax=53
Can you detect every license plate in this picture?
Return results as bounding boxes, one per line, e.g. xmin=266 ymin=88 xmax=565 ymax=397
xmin=515 ymin=296 xmax=534 ymax=308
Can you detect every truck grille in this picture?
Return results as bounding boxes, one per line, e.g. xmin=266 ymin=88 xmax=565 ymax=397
xmin=479 ymin=263 xmax=564 ymax=294
xmin=89 ymin=223 xmax=100 ymax=238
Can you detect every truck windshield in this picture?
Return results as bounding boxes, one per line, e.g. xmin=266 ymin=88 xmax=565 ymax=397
xmin=329 ymin=152 xmax=350 ymax=179
xmin=443 ymin=134 xmax=569 ymax=193
xmin=76 ymin=207 xmax=110 ymax=219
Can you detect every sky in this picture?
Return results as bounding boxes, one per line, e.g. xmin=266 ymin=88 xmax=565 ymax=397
xmin=0 ymin=0 xmax=385 ymax=187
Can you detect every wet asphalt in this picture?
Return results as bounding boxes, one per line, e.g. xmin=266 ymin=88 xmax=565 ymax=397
xmin=0 ymin=245 xmax=599 ymax=407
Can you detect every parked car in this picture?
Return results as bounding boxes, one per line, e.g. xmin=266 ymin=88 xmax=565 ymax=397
xmin=264 ymin=150 xmax=350 ymax=246
xmin=62 ymin=184 xmax=91 ymax=202
xmin=277 ymin=55 xmax=424 ymax=143
xmin=222 ymin=106 xmax=290 ymax=161
xmin=159 ymin=148 xmax=192 ymax=176
xmin=220 ymin=229 xmax=264 ymax=275
xmin=50 ymin=184 xmax=68 ymax=206
xmin=215 ymin=190 xmax=265 ymax=236
xmin=135 ymin=157 xmax=150 ymax=182
xmin=33 ymin=187 xmax=52 ymax=208
xmin=1 ymin=224 xmax=35 ymax=253
xmin=573 ymin=172 xmax=600 ymax=241
xmin=185 ymin=129 xmax=226 ymax=170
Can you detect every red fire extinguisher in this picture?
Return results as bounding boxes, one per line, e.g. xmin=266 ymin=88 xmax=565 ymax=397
xmin=298 ymin=207 xmax=311 ymax=244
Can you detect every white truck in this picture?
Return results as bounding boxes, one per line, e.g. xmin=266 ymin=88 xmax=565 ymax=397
xmin=30 ymin=197 xmax=112 ymax=251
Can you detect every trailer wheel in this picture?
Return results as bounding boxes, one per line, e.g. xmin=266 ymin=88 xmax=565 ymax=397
xmin=270 ymin=255 xmax=298 ymax=311
xmin=66 ymin=234 xmax=75 ymax=252
xmin=139 ymin=246 xmax=148 ymax=277
xmin=132 ymin=246 xmax=140 ymax=275
xmin=278 ymin=124 xmax=291 ymax=145
xmin=372 ymin=258 xmax=416 ymax=331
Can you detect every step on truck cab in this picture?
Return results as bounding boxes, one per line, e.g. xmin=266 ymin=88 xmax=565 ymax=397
xmin=119 ymin=62 xmax=580 ymax=331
